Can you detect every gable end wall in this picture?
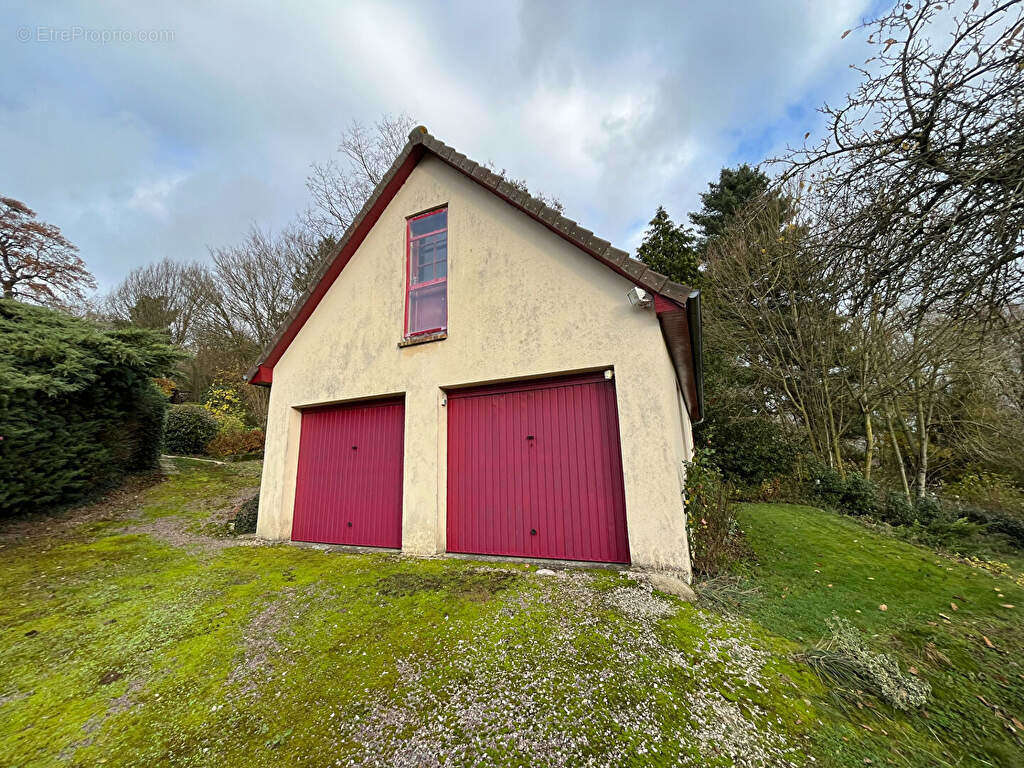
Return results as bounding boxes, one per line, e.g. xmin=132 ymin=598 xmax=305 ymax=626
xmin=256 ymin=156 xmax=693 ymax=574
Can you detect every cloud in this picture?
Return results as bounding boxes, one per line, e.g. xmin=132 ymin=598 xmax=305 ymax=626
xmin=508 ymin=0 xmax=871 ymax=230
xmin=1 ymin=0 xmax=875 ymax=291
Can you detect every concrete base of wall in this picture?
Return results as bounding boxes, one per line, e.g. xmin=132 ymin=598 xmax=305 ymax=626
xmin=442 ymin=551 xmax=628 ymax=571
xmin=264 ymin=538 xmax=697 ymax=582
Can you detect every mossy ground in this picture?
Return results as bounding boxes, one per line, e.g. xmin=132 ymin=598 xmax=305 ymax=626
xmin=1 ymin=464 xmax=1021 ymax=766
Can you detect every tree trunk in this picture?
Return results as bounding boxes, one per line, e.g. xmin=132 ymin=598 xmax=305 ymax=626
xmin=914 ymin=378 xmax=929 ymax=500
xmin=817 ymin=402 xmax=835 ymax=468
xmin=821 ymin=371 xmax=845 ymax=478
xmin=781 ymin=375 xmax=820 ymax=459
xmin=886 ymin=407 xmax=912 ymax=504
xmin=831 ymin=427 xmax=846 ymax=478
xmin=915 ymin=444 xmax=929 ymax=500
xmin=863 ymin=406 xmax=874 ymax=481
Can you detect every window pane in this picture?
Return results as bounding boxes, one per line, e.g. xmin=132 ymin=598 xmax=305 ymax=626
xmin=408 ymin=281 xmax=447 ymax=335
xmin=413 ymin=242 xmax=432 ymax=283
xmin=411 ymin=231 xmax=446 ymax=285
xmin=409 ymin=209 xmax=446 ymax=237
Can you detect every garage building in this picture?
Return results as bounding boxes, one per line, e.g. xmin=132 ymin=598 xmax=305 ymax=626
xmin=246 ymin=127 xmax=703 ymax=575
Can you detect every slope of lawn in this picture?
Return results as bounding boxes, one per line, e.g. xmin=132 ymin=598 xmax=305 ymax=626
xmin=732 ymin=503 xmax=1024 ymax=768
xmin=2 ymin=460 xmax=1022 ymax=767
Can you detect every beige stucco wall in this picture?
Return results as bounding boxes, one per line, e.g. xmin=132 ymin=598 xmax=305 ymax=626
xmin=256 ymin=155 xmax=693 ymax=575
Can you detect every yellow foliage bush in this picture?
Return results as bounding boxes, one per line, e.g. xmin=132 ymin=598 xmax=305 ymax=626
xmin=203 ymin=384 xmax=245 ymax=422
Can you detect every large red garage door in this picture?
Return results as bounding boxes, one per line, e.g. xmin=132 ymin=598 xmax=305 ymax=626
xmin=292 ymin=398 xmax=404 ymax=548
xmin=447 ymin=372 xmax=630 ymax=563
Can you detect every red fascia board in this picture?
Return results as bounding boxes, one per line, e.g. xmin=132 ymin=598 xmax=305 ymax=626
xmin=253 ymin=146 xmax=424 ymax=381
xmin=251 ymin=365 xmax=273 ymax=385
xmin=654 ymin=293 xmax=684 ymax=314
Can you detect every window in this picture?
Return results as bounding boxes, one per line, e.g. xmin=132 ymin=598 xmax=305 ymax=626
xmin=405 ymin=207 xmax=448 ymax=337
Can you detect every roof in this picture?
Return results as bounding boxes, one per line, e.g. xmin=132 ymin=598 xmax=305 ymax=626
xmin=245 ymin=126 xmax=704 ymax=423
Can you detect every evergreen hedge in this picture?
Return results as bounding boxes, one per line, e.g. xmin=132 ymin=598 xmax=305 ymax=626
xmin=164 ymin=404 xmax=220 ymax=455
xmin=696 ymin=411 xmax=799 ymax=486
xmin=0 ymin=300 xmax=181 ymax=515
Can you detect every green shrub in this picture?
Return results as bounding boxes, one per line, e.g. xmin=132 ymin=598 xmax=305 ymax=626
xmin=910 ymin=515 xmax=986 ymax=548
xmin=805 ymin=464 xmax=879 ymax=516
xmin=164 ymin=404 xmax=219 ymax=455
xmin=982 ymin=512 xmax=1024 ymax=548
xmin=233 ymin=495 xmax=259 ymax=534
xmin=696 ymin=412 xmax=798 ymax=486
xmin=913 ymin=494 xmax=945 ymax=525
xmin=207 ymin=429 xmax=265 ymax=458
xmin=881 ymin=491 xmax=915 ymax=526
xmin=213 ymin=412 xmax=247 ymax=436
xmin=124 ymin=382 xmax=169 ymax=471
xmin=685 ymin=445 xmax=741 ymax=577
xmin=957 ymin=504 xmax=1024 ymax=549
xmin=0 ymin=300 xmax=180 ymax=515
xmin=805 ymin=462 xmax=847 ymax=509
xmin=841 ymin=471 xmax=878 ymax=517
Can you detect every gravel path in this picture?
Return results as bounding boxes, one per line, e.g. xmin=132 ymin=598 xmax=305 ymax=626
xmin=326 ymin=570 xmax=798 ymax=767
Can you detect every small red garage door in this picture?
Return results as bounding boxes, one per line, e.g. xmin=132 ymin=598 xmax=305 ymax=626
xmin=447 ymin=372 xmax=630 ymax=563
xmin=292 ymin=398 xmax=404 ymax=548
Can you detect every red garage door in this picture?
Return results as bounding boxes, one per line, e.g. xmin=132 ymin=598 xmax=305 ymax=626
xmin=292 ymin=398 xmax=404 ymax=548
xmin=447 ymin=372 xmax=630 ymax=563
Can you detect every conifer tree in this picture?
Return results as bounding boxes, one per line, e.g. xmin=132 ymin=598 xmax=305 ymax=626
xmin=636 ymin=206 xmax=700 ymax=286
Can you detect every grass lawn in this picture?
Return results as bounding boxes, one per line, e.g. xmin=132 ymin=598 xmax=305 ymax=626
xmin=1 ymin=462 xmax=1021 ymax=767
xmin=732 ymin=503 xmax=1024 ymax=767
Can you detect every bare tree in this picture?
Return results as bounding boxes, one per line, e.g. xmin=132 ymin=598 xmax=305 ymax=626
xmin=941 ymin=309 xmax=1024 ymax=478
xmin=306 ymin=113 xmax=564 ymax=237
xmin=752 ymin=0 xmax=1024 ymax=496
xmin=705 ymin=191 xmax=855 ymax=472
xmin=107 ymin=257 xmax=213 ymax=346
xmin=306 ymin=113 xmax=416 ymax=237
xmin=781 ymin=0 xmax=1024 ymax=320
xmin=875 ymin=309 xmax=1010 ymax=499
xmin=101 ymin=223 xmax=331 ymax=418
xmin=0 ymin=196 xmax=96 ymax=306
xmin=204 ymin=224 xmax=325 ymax=348
xmin=188 ymin=223 xmax=328 ymax=424
xmin=280 ymin=226 xmax=337 ymax=297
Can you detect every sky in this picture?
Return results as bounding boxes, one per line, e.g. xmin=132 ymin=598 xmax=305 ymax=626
xmin=2 ymin=0 xmax=885 ymax=293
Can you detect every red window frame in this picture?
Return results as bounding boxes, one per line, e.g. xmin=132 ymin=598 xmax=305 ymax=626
xmin=404 ymin=206 xmax=448 ymax=337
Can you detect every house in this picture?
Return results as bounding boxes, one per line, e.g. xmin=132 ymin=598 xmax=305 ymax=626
xmin=246 ymin=127 xmax=703 ymax=575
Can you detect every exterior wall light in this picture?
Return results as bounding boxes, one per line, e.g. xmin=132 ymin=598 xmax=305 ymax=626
xmin=626 ymin=286 xmax=652 ymax=308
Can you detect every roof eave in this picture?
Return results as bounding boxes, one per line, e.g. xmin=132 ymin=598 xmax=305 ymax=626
xmin=655 ymin=290 xmax=704 ymax=424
